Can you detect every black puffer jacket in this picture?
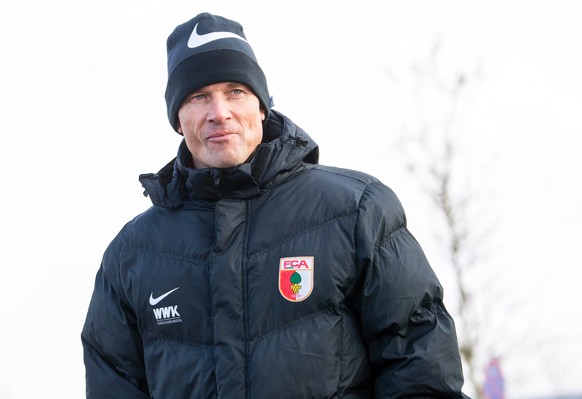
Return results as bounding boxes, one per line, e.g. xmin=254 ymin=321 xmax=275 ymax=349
xmin=82 ymin=110 xmax=467 ymax=398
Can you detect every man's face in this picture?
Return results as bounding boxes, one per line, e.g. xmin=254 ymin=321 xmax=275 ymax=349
xmin=177 ymin=82 xmax=265 ymax=169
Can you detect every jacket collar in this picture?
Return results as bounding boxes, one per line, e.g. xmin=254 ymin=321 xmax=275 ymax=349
xmin=139 ymin=110 xmax=319 ymax=207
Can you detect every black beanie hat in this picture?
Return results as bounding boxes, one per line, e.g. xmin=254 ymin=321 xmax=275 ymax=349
xmin=165 ymin=13 xmax=271 ymax=133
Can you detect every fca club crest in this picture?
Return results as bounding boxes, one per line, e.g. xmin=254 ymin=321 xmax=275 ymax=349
xmin=279 ymin=256 xmax=314 ymax=302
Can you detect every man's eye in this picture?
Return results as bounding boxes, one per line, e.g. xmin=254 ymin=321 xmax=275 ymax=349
xmin=188 ymin=94 xmax=205 ymax=102
xmin=230 ymin=89 xmax=245 ymax=95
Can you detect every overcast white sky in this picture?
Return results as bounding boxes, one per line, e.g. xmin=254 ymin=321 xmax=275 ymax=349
xmin=1 ymin=1 xmax=581 ymax=398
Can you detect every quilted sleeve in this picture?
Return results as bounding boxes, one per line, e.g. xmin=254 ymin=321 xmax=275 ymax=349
xmin=81 ymin=232 xmax=150 ymax=399
xmin=352 ymin=181 xmax=467 ymax=398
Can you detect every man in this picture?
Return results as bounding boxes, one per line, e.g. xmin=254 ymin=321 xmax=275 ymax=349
xmin=82 ymin=12 xmax=468 ymax=398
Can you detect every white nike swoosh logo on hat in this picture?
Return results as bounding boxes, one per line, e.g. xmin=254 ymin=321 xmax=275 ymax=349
xmin=187 ymin=22 xmax=248 ymax=49
xmin=149 ymin=287 xmax=180 ymax=306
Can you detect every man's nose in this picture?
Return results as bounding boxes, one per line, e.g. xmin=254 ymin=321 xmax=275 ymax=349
xmin=207 ymin=98 xmax=231 ymax=124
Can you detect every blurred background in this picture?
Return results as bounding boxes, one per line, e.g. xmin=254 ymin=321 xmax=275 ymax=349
xmin=1 ymin=0 xmax=581 ymax=398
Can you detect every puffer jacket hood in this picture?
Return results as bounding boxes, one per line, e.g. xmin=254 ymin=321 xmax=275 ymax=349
xmin=138 ymin=109 xmax=319 ymax=207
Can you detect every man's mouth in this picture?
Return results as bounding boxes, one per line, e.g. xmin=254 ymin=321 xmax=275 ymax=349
xmin=207 ymin=131 xmax=235 ymax=142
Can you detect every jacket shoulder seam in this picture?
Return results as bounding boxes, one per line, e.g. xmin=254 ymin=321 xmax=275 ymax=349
xmin=247 ymin=211 xmax=357 ymax=260
xmin=120 ymin=246 xmax=208 ymax=266
xmin=310 ymin=165 xmax=378 ymax=185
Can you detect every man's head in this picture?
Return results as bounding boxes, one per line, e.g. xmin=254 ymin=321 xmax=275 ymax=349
xmin=165 ymin=13 xmax=271 ymax=134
